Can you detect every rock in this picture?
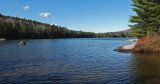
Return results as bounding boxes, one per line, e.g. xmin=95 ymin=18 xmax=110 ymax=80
xmin=0 ymin=38 xmax=6 ymax=41
xmin=19 ymin=41 xmax=26 ymax=46
xmin=124 ymin=39 xmax=138 ymax=42
xmin=114 ymin=43 xmax=136 ymax=53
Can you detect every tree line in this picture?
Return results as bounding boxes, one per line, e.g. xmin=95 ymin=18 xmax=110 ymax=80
xmin=129 ymin=0 xmax=160 ymax=38
xmin=0 ymin=14 xmax=97 ymax=39
xmin=96 ymin=31 xmax=132 ymax=38
xmin=0 ymin=14 xmax=133 ymax=39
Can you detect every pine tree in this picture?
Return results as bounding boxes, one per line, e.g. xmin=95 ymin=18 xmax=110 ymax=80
xmin=129 ymin=0 xmax=160 ymax=38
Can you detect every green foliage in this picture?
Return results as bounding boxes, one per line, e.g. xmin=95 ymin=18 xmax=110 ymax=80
xmin=0 ymin=14 xmax=96 ymax=39
xmin=96 ymin=31 xmax=133 ymax=38
xmin=0 ymin=13 xmax=133 ymax=39
xmin=129 ymin=0 xmax=160 ymax=38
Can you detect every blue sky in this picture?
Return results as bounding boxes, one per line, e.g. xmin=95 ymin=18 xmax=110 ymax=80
xmin=0 ymin=0 xmax=135 ymax=33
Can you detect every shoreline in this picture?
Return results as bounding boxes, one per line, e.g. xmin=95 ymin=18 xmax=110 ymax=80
xmin=114 ymin=43 xmax=136 ymax=53
xmin=114 ymin=39 xmax=138 ymax=53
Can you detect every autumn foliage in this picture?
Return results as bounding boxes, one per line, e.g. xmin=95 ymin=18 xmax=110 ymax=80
xmin=134 ymin=36 xmax=160 ymax=53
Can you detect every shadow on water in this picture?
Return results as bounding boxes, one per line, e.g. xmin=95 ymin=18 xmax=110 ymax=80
xmin=129 ymin=53 xmax=160 ymax=84
xmin=0 ymin=41 xmax=7 ymax=44
xmin=0 ymin=63 xmax=78 ymax=84
xmin=0 ymin=73 xmax=73 ymax=84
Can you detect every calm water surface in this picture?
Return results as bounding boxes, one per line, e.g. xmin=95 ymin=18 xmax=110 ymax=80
xmin=0 ymin=38 xmax=160 ymax=84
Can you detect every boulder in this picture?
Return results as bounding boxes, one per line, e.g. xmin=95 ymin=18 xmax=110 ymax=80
xmin=0 ymin=38 xmax=6 ymax=41
xmin=124 ymin=39 xmax=138 ymax=42
xmin=114 ymin=43 xmax=136 ymax=53
xmin=19 ymin=41 xmax=26 ymax=46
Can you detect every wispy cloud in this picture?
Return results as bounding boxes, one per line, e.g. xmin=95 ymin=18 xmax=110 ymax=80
xmin=23 ymin=6 xmax=30 ymax=10
xmin=39 ymin=12 xmax=53 ymax=18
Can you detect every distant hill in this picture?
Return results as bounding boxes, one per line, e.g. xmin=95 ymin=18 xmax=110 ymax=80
xmin=96 ymin=29 xmax=133 ymax=38
xmin=120 ymin=29 xmax=133 ymax=34
xmin=0 ymin=14 xmax=96 ymax=39
xmin=0 ymin=13 xmax=133 ymax=39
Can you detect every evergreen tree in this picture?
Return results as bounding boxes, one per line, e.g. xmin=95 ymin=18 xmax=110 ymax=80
xmin=129 ymin=0 xmax=160 ymax=38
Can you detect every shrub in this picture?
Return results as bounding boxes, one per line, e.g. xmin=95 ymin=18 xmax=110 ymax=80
xmin=134 ymin=36 xmax=160 ymax=53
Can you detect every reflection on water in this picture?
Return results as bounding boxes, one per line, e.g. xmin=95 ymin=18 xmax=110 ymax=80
xmin=129 ymin=53 xmax=160 ymax=84
xmin=0 ymin=38 xmax=160 ymax=83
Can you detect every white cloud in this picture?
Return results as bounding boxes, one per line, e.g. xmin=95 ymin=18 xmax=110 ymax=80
xmin=23 ymin=6 xmax=30 ymax=10
xmin=39 ymin=12 xmax=52 ymax=18
xmin=51 ymin=23 xmax=58 ymax=26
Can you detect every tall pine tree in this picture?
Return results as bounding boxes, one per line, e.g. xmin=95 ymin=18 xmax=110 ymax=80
xmin=129 ymin=0 xmax=160 ymax=38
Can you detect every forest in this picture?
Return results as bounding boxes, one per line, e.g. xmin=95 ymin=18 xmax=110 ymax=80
xmin=0 ymin=14 xmax=132 ymax=39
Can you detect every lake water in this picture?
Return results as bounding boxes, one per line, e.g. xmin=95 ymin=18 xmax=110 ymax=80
xmin=0 ymin=38 xmax=160 ymax=84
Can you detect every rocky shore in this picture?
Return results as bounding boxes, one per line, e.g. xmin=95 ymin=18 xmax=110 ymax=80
xmin=114 ymin=43 xmax=136 ymax=53
xmin=124 ymin=39 xmax=138 ymax=42
xmin=114 ymin=39 xmax=138 ymax=53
